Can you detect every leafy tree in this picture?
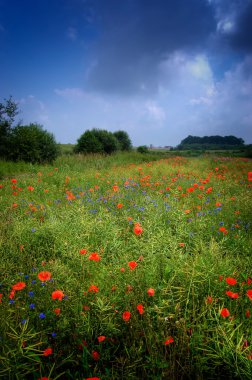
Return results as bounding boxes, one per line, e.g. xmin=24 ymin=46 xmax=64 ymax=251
xmin=74 ymin=130 xmax=103 ymax=154
xmin=75 ymin=128 xmax=119 ymax=154
xmin=113 ymin=130 xmax=132 ymax=151
xmin=137 ymin=145 xmax=149 ymax=153
xmin=0 ymin=96 xmax=19 ymax=158
xmin=10 ymin=123 xmax=59 ymax=163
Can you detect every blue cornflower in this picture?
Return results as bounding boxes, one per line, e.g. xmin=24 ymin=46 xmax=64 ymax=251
xmin=51 ymin=332 xmax=57 ymax=337
xmin=28 ymin=291 xmax=34 ymax=297
xmin=39 ymin=313 xmax=46 ymax=319
xmin=21 ymin=319 xmax=27 ymax=325
xmin=29 ymin=303 xmax=35 ymax=310
xmin=9 ymin=300 xmax=15 ymax=304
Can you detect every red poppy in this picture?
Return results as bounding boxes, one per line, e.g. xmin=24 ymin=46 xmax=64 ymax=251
xmin=178 ymin=242 xmax=185 ymax=247
xmin=86 ymin=378 xmax=100 ymax=380
xmin=12 ymin=203 xmax=18 ymax=208
xmin=11 ymin=179 xmax=17 ymax=183
xmin=136 ymin=304 xmax=144 ymax=315
xmin=54 ymin=308 xmax=61 ymax=316
xmin=128 ymin=261 xmax=138 ymax=270
xmin=225 ymin=277 xmax=237 ymax=286
xmin=117 ymin=203 xmax=123 ymax=208
xmin=79 ymin=249 xmax=87 ymax=255
xmin=12 ymin=282 xmax=26 ymax=291
xmin=88 ymin=285 xmax=99 ymax=293
xmin=147 ymin=288 xmax=155 ymax=296
xmin=43 ymin=347 xmax=53 ymax=356
xmin=38 ymin=271 xmax=52 ymax=282
xmin=113 ymin=185 xmax=119 ymax=192
xmin=247 ymin=289 xmax=252 ymax=301
xmin=51 ymin=290 xmax=64 ymax=301
xmin=226 ymin=291 xmax=239 ymax=299
xmin=97 ymin=335 xmax=106 ymax=343
xmin=92 ymin=350 xmax=100 ymax=361
xmin=88 ymin=252 xmax=101 ymax=261
xmin=248 ymin=172 xmax=252 ymax=181
xmin=245 ymin=310 xmax=250 ymax=318
xmin=38 ymin=377 xmax=49 ymax=380
xmin=164 ymin=337 xmax=174 ymax=345
xmin=27 ymin=186 xmax=34 ymax=191
xmin=206 ymin=296 xmax=213 ymax=304
xmin=122 ymin=311 xmax=131 ymax=321
xmin=220 ymin=308 xmax=230 ymax=318
xmin=134 ymin=224 xmax=143 ymax=235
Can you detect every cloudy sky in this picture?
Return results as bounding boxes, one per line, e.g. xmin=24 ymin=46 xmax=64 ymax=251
xmin=0 ymin=0 xmax=252 ymax=146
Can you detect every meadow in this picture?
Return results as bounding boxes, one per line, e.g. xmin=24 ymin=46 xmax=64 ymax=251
xmin=0 ymin=152 xmax=252 ymax=380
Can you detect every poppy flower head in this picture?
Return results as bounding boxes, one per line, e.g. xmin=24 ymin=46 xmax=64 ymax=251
xmin=43 ymin=347 xmax=53 ymax=356
xmin=51 ymin=290 xmax=64 ymax=301
xmin=225 ymin=277 xmax=237 ymax=286
xmin=54 ymin=308 xmax=61 ymax=315
xmin=220 ymin=308 xmax=230 ymax=318
xmin=136 ymin=304 xmax=144 ymax=315
xmin=247 ymin=289 xmax=252 ymax=301
xmin=164 ymin=336 xmax=174 ymax=345
xmin=88 ymin=285 xmax=99 ymax=293
xmin=248 ymin=172 xmax=252 ymax=181
xmin=122 ymin=311 xmax=131 ymax=322
xmin=147 ymin=288 xmax=155 ymax=296
xmin=97 ymin=335 xmax=106 ymax=343
xmin=79 ymin=249 xmax=87 ymax=255
xmin=38 ymin=271 xmax=52 ymax=282
xmin=88 ymin=252 xmax=101 ymax=261
xmin=134 ymin=224 xmax=143 ymax=235
xmin=92 ymin=350 xmax=100 ymax=361
xmin=128 ymin=261 xmax=138 ymax=270
xmin=12 ymin=282 xmax=26 ymax=291
xmin=226 ymin=291 xmax=239 ymax=299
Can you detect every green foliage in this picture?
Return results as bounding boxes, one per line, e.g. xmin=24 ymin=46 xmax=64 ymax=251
xmin=10 ymin=123 xmax=59 ymax=163
xmin=113 ymin=130 xmax=132 ymax=151
xmin=178 ymin=135 xmax=245 ymax=150
xmin=75 ymin=128 xmax=119 ymax=154
xmin=0 ymin=96 xmax=19 ymax=158
xmin=137 ymin=145 xmax=149 ymax=153
xmin=0 ymin=155 xmax=252 ymax=378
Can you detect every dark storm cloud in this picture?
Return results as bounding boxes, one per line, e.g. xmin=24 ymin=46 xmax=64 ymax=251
xmin=213 ymin=0 xmax=252 ymax=52
xmin=230 ymin=1 xmax=252 ymax=51
xmin=85 ymin=0 xmax=216 ymax=94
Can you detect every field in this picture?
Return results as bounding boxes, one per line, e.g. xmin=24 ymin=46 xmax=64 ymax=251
xmin=0 ymin=153 xmax=252 ymax=380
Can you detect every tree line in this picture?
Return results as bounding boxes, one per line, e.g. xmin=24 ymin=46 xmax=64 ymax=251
xmin=0 ymin=96 xmax=132 ymax=163
xmin=177 ymin=135 xmax=245 ymax=150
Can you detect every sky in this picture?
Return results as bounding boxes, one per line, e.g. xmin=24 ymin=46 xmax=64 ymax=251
xmin=0 ymin=0 xmax=252 ymax=147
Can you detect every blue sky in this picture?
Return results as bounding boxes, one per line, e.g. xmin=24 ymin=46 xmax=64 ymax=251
xmin=0 ymin=0 xmax=252 ymax=146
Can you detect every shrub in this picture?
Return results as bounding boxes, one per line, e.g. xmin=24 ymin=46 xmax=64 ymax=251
xmin=137 ymin=145 xmax=149 ymax=153
xmin=10 ymin=123 xmax=59 ymax=163
xmin=75 ymin=128 xmax=119 ymax=154
xmin=113 ymin=130 xmax=132 ymax=151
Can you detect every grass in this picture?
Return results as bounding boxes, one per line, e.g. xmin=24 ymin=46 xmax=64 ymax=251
xmin=0 ymin=153 xmax=252 ymax=379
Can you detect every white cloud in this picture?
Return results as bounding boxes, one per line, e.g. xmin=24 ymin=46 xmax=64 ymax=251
xmin=145 ymin=102 xmax=166 ymax=122
xmin=187 ymin=55 xmax=213 ymax=81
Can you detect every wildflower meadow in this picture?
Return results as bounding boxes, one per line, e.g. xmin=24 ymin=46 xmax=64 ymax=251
xmin=0 ymin=153 xmax=252 ymax=379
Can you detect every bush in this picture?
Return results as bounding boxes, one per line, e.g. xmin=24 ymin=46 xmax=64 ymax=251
xmin=137 ymin=145 xmax=149 ymax=153
xmin=10 ymin=123 xmax=59 ymax=163
xmin=75 ymin=128 xmax=119 ymax=154
xmin=113 ymin=130 xmax=132 ymax=151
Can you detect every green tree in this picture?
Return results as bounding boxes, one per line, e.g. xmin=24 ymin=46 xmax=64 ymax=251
xmin=74 ymin=130 xmax=103 ymax=154
xmin=0 ymin=96 xmax=19 ymax=158
xmin=137 ymin=145 xmax=149 ymax=153
xmin=113 ymin=130 xmax=132 ymax=151
xmin=75 ymin=128 xmax=119 ymax=154
xmin=10 ymin=123 xmax=59 ymax=163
